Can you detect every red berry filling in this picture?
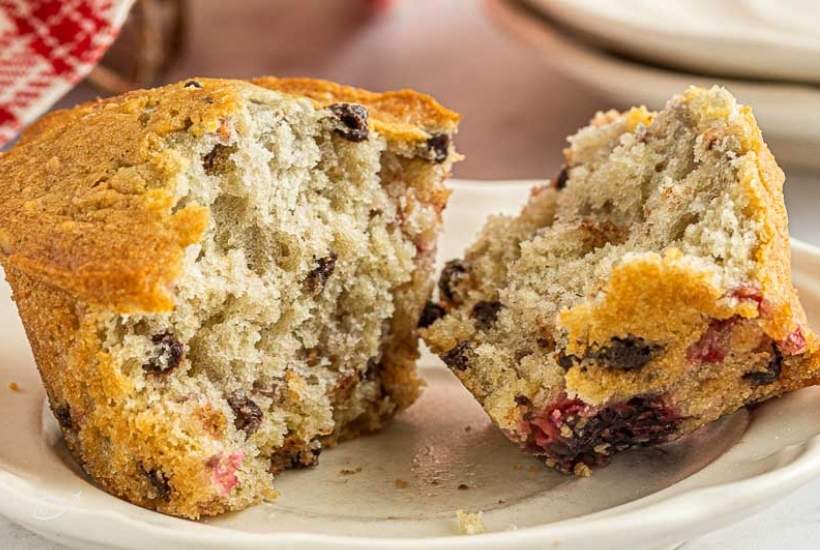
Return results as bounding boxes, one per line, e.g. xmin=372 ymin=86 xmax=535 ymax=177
xmin=686 ymin=317 xmax=737 ymax=364
xmin=780 ymin=326 xmax=806 ymax=355
xmin=729 ymin=285 xmax=773 ymax=317
xmin=207 ymin=451 xmax=244 ymax=495
xmin=520 ymin=394 xmax=682 ymax=474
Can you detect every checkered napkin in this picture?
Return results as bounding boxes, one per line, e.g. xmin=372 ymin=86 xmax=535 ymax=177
xmin=0 ymin=0 xmax=134 ymax=147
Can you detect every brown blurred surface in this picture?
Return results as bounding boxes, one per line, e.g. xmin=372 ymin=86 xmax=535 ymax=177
xmin=52 ymin=0 xmax=608 ymax=180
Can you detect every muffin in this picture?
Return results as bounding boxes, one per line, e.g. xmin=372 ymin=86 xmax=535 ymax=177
xmin=0 ymin=77 xmax=460 ymax=517
xmin=422 ymin=86 xmax=818 ymax=476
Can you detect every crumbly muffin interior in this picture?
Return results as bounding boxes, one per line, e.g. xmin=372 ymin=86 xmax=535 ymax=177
xmin=423 ymin=87 xmax=813 ymax=474
xmin=98 ymin=94 xmax=434 ymax=505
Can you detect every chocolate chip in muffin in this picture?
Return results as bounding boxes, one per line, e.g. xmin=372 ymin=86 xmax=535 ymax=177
xmin=329 ymin=103 xmax=369 ymax=142
xmin=142 ymin=466 xmax=172 ymax=500
xmin=439 ymin=259 xmax=468 ymax=304
xmin=54 ymin=404 xmax=73 ymax=430
xmin=554 ymin=166 xmax=569 ymax=190
xmin=592 ymin=336 xmax=661 ymax=370
xmin=226 ymin=392 xmax=263 ymax=435
xmin=471 ymin=300 xmax=503 ymax=330
xmin=744 ymin=345 xmax=783 ymax=386
xmin=418 ymin=301 xmax=446 ymax=328
xmin=364 ymin=356 xmax=381 ymax=381
xmin=143 ymin=332 xmax=184 ymax=374
xmin=305 ymin=253 xmax=337 ymax=294
xmin=514 ymin=394 xmax=531 ymax=406
xmin=184 ymin=80 xmax=203 ymax=89
xmin=426 ymin=134 xmax=450 ymax=163
xmin=202 ymin=144 xmax=237 ymax=175
xmin=441 ymin=342 xmax=472 ymax=371
xmin=556 ymin=350 xmax=579 ymax=370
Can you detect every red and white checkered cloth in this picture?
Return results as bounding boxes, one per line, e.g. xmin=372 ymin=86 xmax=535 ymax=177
xmin=0 ymin=0 xmax=134 ymax=147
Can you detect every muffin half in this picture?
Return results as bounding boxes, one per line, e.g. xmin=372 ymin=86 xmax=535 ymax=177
xmin=0 ymin=77 xmax=460 ymax=517
xmin=422 ymin=86 xmax=818 ymax=476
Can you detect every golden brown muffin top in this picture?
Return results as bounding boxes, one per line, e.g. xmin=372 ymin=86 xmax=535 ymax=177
xmin=0 ymin=77 xmax=460 ymax=313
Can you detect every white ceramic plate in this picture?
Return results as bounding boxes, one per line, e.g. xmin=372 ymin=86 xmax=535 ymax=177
xmin=2 ymin=180 xmax=820 ymax=550
xmin=486 ymin=0 xmax=820 ymax=171
xmin=526 ymin=0 xmax=820 ymax=84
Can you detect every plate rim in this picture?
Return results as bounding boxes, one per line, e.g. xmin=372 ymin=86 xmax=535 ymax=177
xmin=2 ymin=179 xmax=820 ymax=549
xmin=524 ymin=0 xmax=820 ymax=83
xmin=484 ymin=0 xmax=820 ymax=143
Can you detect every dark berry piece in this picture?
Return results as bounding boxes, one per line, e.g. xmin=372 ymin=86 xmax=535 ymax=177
xmin=537 ymin=336 xmax=554 ymax=349
xmin=418 ymin=301 xmax=446 ymax=328
xmin=457 ymin=483 xmax=469 ymax=490
xmin=329 ymin=103 xmax=369 ymax=142
xmin=143 ymin=332 xmax=184 ymax=374
xmin=592 ymin=336 xmax=661 ymax=370
xmin=202 ymin=144 xmax=236 ymax=175
xmin=744 ymin=345 xmax=783 ymax=386
xmin=471 ymin=300 xmax=503 ymax=330
xmin=426 ymin=134 xmax=450 ymax=163
xmin=54 ymin=404 xmax=73 ymax=430
xmin=184 ymin=80 xmax=203 ymax=89
xmin=556 ymin=350 xmax=578 ymax=370
xmin=226 ymin=392 xmax=263 ymax=435
xmin=514 ymin=394 xmax=531 ymax=406
xmin=305 ymin=253 xmax=337 ymax=294
xmin=554 ymin=166 xmax=569 ymax=190
xmin=364 ymin=356 xmax=380 ymax=380
xmin=141 ymin=465 xmax=172 ymax=500
xmin=441 ymin=342 xmax=472 ymax=371
xmin=438 ymin=259 xmax=468 ymax=304
xmin=525 ymin=394 xmax=681 ymax=474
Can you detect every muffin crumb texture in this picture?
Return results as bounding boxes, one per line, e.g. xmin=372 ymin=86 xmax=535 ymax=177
xmin=423 ymin=86 xmax=819 ymax=476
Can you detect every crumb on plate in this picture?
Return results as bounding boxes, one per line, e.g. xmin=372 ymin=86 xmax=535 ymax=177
xmin=456 ymin=509 xmax=485 ymax=535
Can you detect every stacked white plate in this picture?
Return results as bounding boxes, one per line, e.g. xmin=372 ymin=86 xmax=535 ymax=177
xmin=486 ymin=0 xmax=820 ymax=170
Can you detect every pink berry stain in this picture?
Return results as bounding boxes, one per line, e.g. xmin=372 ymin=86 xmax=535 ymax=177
xmin=780 ymin=326 xmax=806 ymax=355
xmin=687 ymin=318 xmax=737 ymax=364
xmin=729 ymin=285 xmax=773 ymax=317
xmin=208 ymin=451 xmax=244 ymax=495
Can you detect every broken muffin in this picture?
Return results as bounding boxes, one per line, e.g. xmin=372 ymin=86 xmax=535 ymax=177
xmin=0 ymin=77 xmax=459 ymax=517
xmin=422 ymin=86 xmax=818 ymax=476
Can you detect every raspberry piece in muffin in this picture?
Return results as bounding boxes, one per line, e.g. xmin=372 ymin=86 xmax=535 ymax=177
xmin=422 ymin=86 xmax=818 ymax=475
xmin=0 ymin=77 xmax=459 ymax=517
